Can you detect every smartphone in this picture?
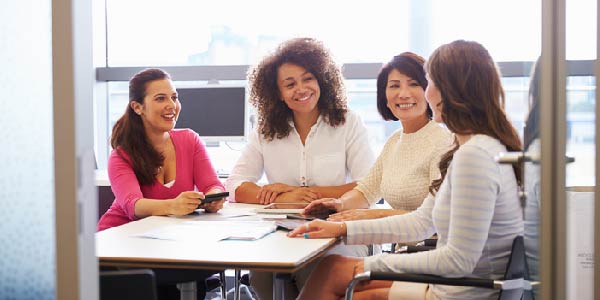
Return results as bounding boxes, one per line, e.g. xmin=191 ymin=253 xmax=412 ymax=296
xmin=199 ymin=192 xmax=229 ymax=205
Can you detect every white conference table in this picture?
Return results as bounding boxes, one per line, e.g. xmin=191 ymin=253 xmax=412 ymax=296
xmin=96 ymin=202 xmax=338 ymax=300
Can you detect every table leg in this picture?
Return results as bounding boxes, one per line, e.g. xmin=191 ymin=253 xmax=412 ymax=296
xmin=220 ymin=270 xmax=227 ymax=299
xmin=235 ymin=269 xmax=241 ymax=300
xmin=177 ymin=281 xmax=197 ymax=300
xmin=273 ymin=273 xmax=285 ymax=300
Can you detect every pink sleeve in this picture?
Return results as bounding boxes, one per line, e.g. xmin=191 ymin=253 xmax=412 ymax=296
xmin=107 ymin=149 xmax=143 ymax=221
xmin=190 ymin=132 xmax=225 ymax=193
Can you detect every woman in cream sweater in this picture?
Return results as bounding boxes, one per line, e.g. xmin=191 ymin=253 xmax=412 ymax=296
xmin=304 ymin=52 xmax=453 ymax=221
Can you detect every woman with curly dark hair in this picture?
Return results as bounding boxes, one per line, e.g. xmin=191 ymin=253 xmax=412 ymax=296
xmin=226 ymin=37 xmax=374 ymax=204
xmin=225 ymin=37 xmax=375 ymax=299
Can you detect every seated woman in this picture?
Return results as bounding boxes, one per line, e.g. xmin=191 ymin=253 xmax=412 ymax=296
xmin=97 ymin=68 xmax=226 ymax=299
xmin=225 ymin=37 xmax=375 ymax=300
xmin=304 ymin=52 xmax=453 ymax=223
xmin=225 ymin=37 xmax=375 ymax=205
xmin=289 ymin=40 xmax=524 ymax=300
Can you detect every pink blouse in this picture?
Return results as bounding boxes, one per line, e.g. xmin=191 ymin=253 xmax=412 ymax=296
xmin=97 ymin=129 xmax=224 ymax=231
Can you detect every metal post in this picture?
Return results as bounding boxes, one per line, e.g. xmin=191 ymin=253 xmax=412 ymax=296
xmin=594 ymin=0 xmax=600 ymax=298
xmin=540 ymin=0 xmax=567 ymax=299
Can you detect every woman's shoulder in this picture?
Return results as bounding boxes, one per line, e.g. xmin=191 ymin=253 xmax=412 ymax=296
xmin=330 ymin=109 xmax=359 ymax=127
xmin=108 ymin=147 xmax=129 ymax=162
xmin=170 ymin=128 xmax=197 ymax=139
xmin=170 ymin=128 xmax=202 ymax=144
xmin=377 ymin=130 xmax=403 ymax=155
xmin=425 ymin=121 xmax=452 ymax=140
xmin=458 ymin=134 xmax=505 ymax=159
xmin=421 ymin=122 xmax=454 ymax=150
xmin=343 ymin=109 xmax=361 ymax=123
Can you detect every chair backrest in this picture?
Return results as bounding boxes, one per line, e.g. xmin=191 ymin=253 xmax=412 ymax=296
xmin=498 ymin=236 xmax=525 ymax=300
xmin=100 ymin=269 xmax=157 ymax=300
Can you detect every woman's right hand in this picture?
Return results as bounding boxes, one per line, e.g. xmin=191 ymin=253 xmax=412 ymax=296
xmin=303 ymin=198 xmax=343 ymax=215
xmin=256 ymin=183 xmax=297 ymax=204
xmin=169 ymin=191 xmax=203 ymax=216
xmin=287 ymin=219 xmax=347 ymax=239
xmin=327 ymin=209 xmax=381 ymax=221
xmin=275 ymin=187 xmax=321 ymax=203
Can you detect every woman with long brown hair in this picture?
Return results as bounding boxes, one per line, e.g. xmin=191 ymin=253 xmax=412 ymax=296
xmin=289 ymin=40 xmax=524 ymax=300
xmin=98 ymin=68 xmax=225 ymax=231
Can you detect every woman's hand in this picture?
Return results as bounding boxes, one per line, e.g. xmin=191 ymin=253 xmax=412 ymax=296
xmin=287 ymin=219 xmax=347 ymax=239
xmin=303 ymin=198 xmax=343 ymax=215
xmin=169 ymin=191 xmax=203 ymax=216
xmin=257 ymin=183 xmax=297 ymax=204
xmin=198 ymin=190 xmax=227 ymax=213
xmin=199 ymin=199 xmax=225 ymax=213
xmin=275 ymin=187 xmax=321 ymax=203
xmin=327 ymin=209 xmax=383 ymax=221
xmin=327 ymin=208 xmax=406 ymax=221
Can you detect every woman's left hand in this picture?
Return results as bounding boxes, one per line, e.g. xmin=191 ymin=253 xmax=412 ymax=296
xmin=287 ymin=219 xmax=346 ymax=239
xmin=199 ymin=198 xmax=225 ymax=213
xmin=328 ymin=209 xmax=382 ymax=221
xmin=257 ymin=183 xmax=297 ymax=204
xmin=199 ymin=190 xmax=226 ymax=213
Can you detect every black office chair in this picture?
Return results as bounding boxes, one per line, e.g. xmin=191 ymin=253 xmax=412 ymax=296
xmin=100 ymin=269 xmax=157 ymax=300
xmin=346 ymin=236 xmax=535 ymax=300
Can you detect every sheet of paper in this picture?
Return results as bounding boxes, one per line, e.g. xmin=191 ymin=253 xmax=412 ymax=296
xmin=134 ymin=220 xmax=277 ymax=242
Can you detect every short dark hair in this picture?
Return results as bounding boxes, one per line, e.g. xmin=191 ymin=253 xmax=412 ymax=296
xmin=376 ymin=52 xmax=431 ymax=121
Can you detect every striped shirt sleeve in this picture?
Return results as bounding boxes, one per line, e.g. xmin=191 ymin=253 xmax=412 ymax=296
xmin=353 ymin=143 xmax=501 ymax=277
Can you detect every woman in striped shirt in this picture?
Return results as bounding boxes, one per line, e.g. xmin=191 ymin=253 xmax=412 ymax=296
xmin=289 ymin=40 xmax=524 ymax=300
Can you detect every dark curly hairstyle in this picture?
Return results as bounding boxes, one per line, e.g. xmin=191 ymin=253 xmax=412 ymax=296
xmin=111 ymin=68 xmax=170 ymax=185
xmin=247 ymin=37 xmax=348 ymax=141
xmin=376 ymin=52 xmax=432 ymax=120
xmin=426 ymin=40 xmax=523 ymax=194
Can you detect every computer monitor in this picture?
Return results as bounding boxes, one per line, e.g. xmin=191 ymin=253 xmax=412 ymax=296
xmin=175 ymin=86 xmax=248 ymax=143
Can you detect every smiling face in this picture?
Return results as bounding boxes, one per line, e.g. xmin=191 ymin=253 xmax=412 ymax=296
xmin=276 ymin=62 xmax=321 ymax=118
xmin=425 ymin=73 xmax=443 ymax=123
xmin=130 ymin=79 xmax=180 ymax=135
xmin=385 ymin=69 xmax=429 ymax=132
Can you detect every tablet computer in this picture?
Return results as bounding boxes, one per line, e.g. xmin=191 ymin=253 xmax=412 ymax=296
xmin=254 ymin=203 xmax=308 ymax=214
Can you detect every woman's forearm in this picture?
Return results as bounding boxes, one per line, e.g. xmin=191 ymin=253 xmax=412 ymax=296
xmin=134 ymin=198 xmax=173 ymax=218
xmin=337 ymin=188 xmax=370 ymax=210
xmin=309 ymin=182 xmax=357 ymax=199
xmin=233 ymin=182 xmax=263 ymax=203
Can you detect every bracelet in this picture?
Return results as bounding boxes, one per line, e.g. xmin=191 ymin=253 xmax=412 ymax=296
xmin=339 ymin=222 xmax=347 ymax=236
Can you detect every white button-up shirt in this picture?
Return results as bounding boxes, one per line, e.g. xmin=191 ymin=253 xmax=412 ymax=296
xmin=226 ymin=110 xmax=375 ymax=202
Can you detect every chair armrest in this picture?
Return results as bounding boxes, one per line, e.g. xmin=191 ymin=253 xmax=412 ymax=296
xmin=402 ymin=245 xmax=436 ymax=253
xmin=368 ymin=272 xmax=495 ymax=289
xmin=423 ymin=238 xmax=437 ymax=247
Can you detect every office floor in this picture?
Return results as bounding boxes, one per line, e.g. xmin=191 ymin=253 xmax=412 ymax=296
xmin=204 ymin=275 xmax=256 ymax=300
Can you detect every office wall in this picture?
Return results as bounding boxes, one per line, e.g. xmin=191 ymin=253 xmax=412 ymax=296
xmin=0 ymin=0 xmax=55 ymax=299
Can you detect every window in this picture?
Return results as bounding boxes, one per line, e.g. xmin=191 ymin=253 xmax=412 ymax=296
xmin=98 ymin=0 xmax=595 ymax=187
